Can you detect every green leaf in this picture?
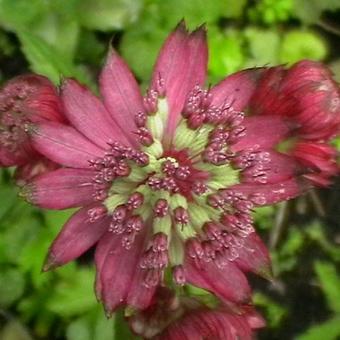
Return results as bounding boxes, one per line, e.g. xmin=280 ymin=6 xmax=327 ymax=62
xmin=254 ymin=206 xmax=275 ymax=230
xmin=18 ymin=31 xmax=91 ymax=86
xmin=306 ymin=222 xmax=340 ymax=261
xmin=43 ymin=209 xmax=76 ymax=231
xmin=46 ymin=268 xmax=97 ymax=316
xmin=223 ymin=0 xmax=247 ymax=18
xmin=314 ymin=261 xmax=340 ymax=313
xmin=0 ymin=267 xmax=25 ymax=307
xmin=1 ymin=209 xmax=41 ymax=264
xmin=0 ymin=184 xmax=17 ymax=221
xmin=253 ymin=292 xmax=287 ymax=328
xmin=113 ymin=310 xmax=136 ymax=340
xmin=297 ymin=316 xmax=340 ymax=340
xmin=280 ymin=30 xmax=328 ymax=65
xmin=244 ymin=27 xmax=281 ymax=66
xmin=79 ymin=0 xmax=142 ymax=31
xmin=32 ymin=15 xmax=80 ymax=60
xmin=248 ymin=0 xmax=294 ymax=25
xmin=156 ymin=0 xmax=230 ymax=28
xmin=272 ymin=227 xmax=304 ymax=274
xmin=19 ymin=222 xmax=57 ymax=288
xmin=94 ymin=310 xmax=115 ymax=340
xmin=0 ymin=0 xmax=46 ymax=30
xmin=293 ymin=0 xmax=340 ymax=24
xmin=208 ymin=28 xmax=245 ymax=79
xmin=66 ymin=317 xmax=91 ymax=340
xmin=120 ymin=23 xmax=166 ymax=82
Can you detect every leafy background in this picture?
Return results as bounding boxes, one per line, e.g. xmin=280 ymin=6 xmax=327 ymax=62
xmin=0 ymin=0 xmax=340 ymax=339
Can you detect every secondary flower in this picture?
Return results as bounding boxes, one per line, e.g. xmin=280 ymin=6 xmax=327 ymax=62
xmin=0 ymin=74 xmax=64 ymax=181
xmin=128 ymin=287 xmax=265 ymax=339
xmin=228 ymin=61 xmax=340 ymax=202
xmin=19 ymin=22 xmax=339 ymax=320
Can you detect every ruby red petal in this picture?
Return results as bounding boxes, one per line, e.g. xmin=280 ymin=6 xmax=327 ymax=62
xmin=99 ymin=48 xmax=144 ymax=146
xmin=184 ymin=257 xmax=251 ymax=304
xmin=229 ymin=178 xmax=305 ymax=206
xmin=44 ymin=205 xmax=109 ymax=270
xmin=210 ymin=68 xmax=265 ymax=111
xmin=94 ymin=231 xmax=118 ymax=301
xmin=30 ymin=122 xmax=104 ymax=168
xmin=98 ymin=228 xmax=148 ymax=314
xmin=126 ymin=267 xmax=157 ymax=310
xmin=26 ymin=168 xmax=96 ymax=209
xmin=61 ymin=79 xmax=131 ymax=148
xmin=154 ymin=24 xmax=208 ymax=138
xmin=234 ymin=232 xmax=272 ymax=279
xmin=242 ymin=151 xmax=299 ymax=185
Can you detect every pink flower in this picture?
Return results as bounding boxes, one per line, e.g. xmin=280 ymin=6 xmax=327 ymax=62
xmin=228 ymin=61 xmax=340 ymax=201
xmin=128 ymin=287 xmax=265 ymax=339
xmin=0 ymin=74 xmax=64 ymax=181
xmin=18 ymin=22 xmax=339 ymax=316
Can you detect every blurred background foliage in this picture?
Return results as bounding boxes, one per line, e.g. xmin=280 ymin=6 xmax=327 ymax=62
xmin=0 ymin=0 xmax=340 ymax=339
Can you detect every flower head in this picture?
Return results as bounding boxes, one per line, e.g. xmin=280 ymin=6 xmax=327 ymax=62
xmin=128 ymin=287 xmax=265 ymax=339
xmin=0 ymin=74 xmax=64 ymax=181
xmin=18 ymin=22 xmax=340 ymax=317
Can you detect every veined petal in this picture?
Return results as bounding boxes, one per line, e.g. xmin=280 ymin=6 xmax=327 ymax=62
xmin=29 ymin=122 xmax=104 ymax=168
xmin=234 ymin=232 xmax=272 ymax=279
xmin=184 ymin=257 xmax=251 ymax=304
xmin=153 ymin=23 xmax=208 ymax=138
xmin=98 ymin=229 xmax=148 ymax=314
xmin=242 ymin=151 xmax=299 ymax=185
xmin=44 ymin=205 xmax=109 ymax=270
xmin=61 ymin=79 xmax=131 ymax=148
xmin=95 ymin=231 xmax=118 ymax=301
xmin=99 ymin=48 xmax=144 ymax=145
xmin=229 ymin=178 xmax=306 ymax=206
xmin=126 ymin=266 xmax=157 ymax=310
xmin=160 ymin=309 xmax=256 ymax=340
xmin=23 ymin=168 xmax=96 ymax=209
xmin=231 ymin=116 xmax=291 ymax=152
xmin=210 ymin=68 xmax=265 ymax=111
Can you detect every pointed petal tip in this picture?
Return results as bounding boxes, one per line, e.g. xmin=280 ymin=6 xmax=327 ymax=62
xmin=191 ymin=23 xmax=207 ymax=36
xmin=257 ymin=264 xmax=274 ymax=281
xmin=175 ymin=19 xmax=188 ymax=33
xmin=42 ymin=252 xmax=60 ymax=272
xmin=104 ymin=305 xmax=114 ymax=319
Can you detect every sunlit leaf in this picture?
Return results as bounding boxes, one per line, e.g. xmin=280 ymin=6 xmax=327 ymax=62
xmin=297 ymin=316 xmax=340 ymax=340
xmin=280 ymin=30 xmax=327 ymax=64
xmin=18 ymin=31 xmax=91 ymax=86
xmin=314 ymin=261 xmax=340 ymax=313
xmin=0 ymin=268 xmax=25 ymax=307
xmin=79 ymin=0 xmax=142 ymax=31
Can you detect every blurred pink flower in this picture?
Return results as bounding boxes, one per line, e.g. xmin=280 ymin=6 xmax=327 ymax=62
xmin=0 ymin=74 xmax=64 ymax=181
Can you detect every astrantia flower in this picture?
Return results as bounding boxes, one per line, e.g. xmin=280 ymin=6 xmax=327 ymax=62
xmin=128 ymin=287 xmax=265 ymax=339
xmin=19 ymin=22 xmax=339 ymax=317
xmin=230 ymin=60 xmax=340 ymax=200
xmin=0 ymin=74 xmax=64 ymax=181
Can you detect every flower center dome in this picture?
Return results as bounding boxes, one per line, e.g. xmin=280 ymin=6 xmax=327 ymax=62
xmin=89 ymin=84 xmax=256 ymax=287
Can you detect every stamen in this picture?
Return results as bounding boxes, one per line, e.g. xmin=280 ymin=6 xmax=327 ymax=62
xmin=173 ymin=206 xmax=189 ymax=225
xmin=172 ymin=265 xmax=186 ymax=285
xmin=87 ymin=205 xmax=107 ymax=223
xmin=153 ymin=199 xmax=169 ymax=217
